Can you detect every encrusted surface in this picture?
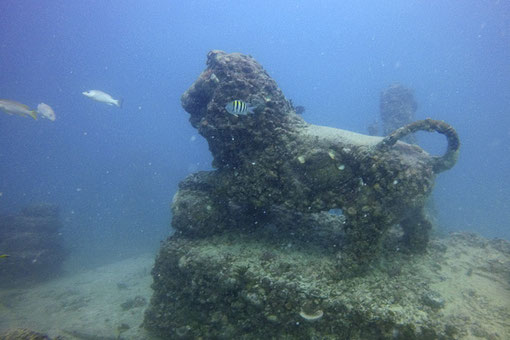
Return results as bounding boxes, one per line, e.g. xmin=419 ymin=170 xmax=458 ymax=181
xmin=174 ymin=50 xmax=459 ymax=268
xmin=144 ymin=50 xmax=466 ymax=338
xmin=144 ymin=232 xmax=510 ymax=339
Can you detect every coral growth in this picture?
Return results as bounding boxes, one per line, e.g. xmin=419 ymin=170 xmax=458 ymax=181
xmin=173 ymin=50 xmax=459 ymax=268
xmin=144 ymin=232 xmax=510 ymax=339
xmin=145 ymin=51 xmax=465 ymax=338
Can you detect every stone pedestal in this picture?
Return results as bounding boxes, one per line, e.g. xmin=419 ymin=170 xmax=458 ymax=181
xmin=144 ymin=231 xmax=510 ymax=339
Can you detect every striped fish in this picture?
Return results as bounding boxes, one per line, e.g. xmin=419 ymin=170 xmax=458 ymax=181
xmin=225 ymin=100 xmax=253 ymax=116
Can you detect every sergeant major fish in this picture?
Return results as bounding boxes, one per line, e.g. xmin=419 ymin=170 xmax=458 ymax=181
xmin=0 ymin=99 xmax=37 ymax=120
xmin=82 ymin=90 xmax=123 ymax=108
xmin=225 ymin=100 xmax=254 ymax=116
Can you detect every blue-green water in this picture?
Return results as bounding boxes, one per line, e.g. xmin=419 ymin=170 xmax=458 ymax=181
xmin=1 ymin=0 xmax=509 ymax=266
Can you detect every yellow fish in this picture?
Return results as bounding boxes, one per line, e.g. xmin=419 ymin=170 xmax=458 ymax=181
xmin=0 ymin=99 xmax=37 ymax=120
xmin=0 ymin=254 xmax=10 ymax=258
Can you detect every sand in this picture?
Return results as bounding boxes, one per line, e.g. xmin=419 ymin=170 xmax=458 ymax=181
xmin=0 ymin=253 xmax=156 ymax=340
xmin=1 ymin=232 xmax=509 ymax=339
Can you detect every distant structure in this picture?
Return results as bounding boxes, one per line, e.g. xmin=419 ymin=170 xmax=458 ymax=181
xmin=379 ymin=83 xmax=418 ymax=144
xmin=0 ymin=203 xmax=67 ymax=287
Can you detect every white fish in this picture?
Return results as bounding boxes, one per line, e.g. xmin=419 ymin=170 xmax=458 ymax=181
xmin=82 ymin=90 xmax=123 ymax=108
xmin=37 ymin=103 xmax=56 ymax=121
xmin=0 ymin=99 xmax=37 ymax=120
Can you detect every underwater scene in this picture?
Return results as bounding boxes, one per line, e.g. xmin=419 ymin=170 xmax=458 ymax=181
xmin=0 ymin=1 xmax=509 ymax=339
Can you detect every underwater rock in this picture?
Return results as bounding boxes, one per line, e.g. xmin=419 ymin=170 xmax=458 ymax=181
xmin=120 ymin=295 xmax=147 ymax=311
xmin=0 ymin=328 xmax=54 ymax=340
xmin=421 ymin=290 xmax=445 ymax=310
xmin=0 ymin=203 xmax=67 ymax=288
xmin=144 ymin=231 xmax=510 ymax=339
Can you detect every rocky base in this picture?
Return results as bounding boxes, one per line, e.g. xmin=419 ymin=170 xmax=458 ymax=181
xmin=144 ymin=231 xmax=510 ymax=339
xmin=0 ymin=328 xmax=55 ymax=340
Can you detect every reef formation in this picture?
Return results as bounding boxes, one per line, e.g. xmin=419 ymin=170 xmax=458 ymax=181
xmin=0 ymin=203 xmax=67 ymax=288
xmin=144 ymin=51 xmax=472 ymax=339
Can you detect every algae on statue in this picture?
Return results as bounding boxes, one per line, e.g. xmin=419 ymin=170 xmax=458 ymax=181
xmin=174 ymin=50 xmax=459 ymax=269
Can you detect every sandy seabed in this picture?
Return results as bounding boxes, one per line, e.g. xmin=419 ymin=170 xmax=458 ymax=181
xmin=1 ymin=232 xmax=510 ymax=340
xmin=0 ymin=253 xmax=156 ymax=340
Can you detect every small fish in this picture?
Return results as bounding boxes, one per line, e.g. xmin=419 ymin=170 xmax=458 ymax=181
xmin=225 ymin=100 xmax=253 ymax=116
xmin=82 ymin=90 xmax=123 ymax=108
xmin=0 ymin=99 xmax=37 ymax=120
xmin=0 ymin=254 xmax=9 ymax=259
xmin=294 ymin=105 xmax=306 ymax=115
xmin=37 ymin=102 xmax=56 ymax=121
